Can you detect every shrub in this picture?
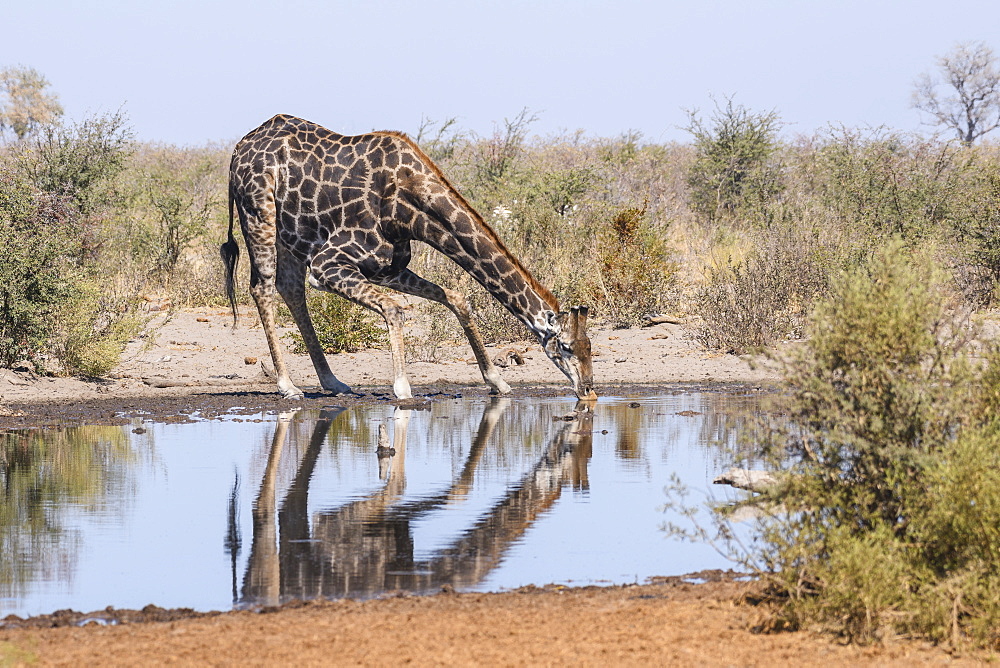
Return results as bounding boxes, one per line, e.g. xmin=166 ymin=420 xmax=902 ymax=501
xmin=14 ymin=110 xmax=132 ymax=218
xmin=129 ymin=143 xmax=228 ymax=282
xmin=947 ymin=149 xmax=1000 ymax=305
xmin=693 ymin=248 xmax=797 ymax=354
xmin=0 ymin=174 xmax=80 ymax=366
xmin=0 ymin=111 xmax=142 ymax=374
xmin=50 ymin=278 xmax=144 ymax=376
xmin=404 ymin=300 xmax=463 ymax=363
xmin=807 ymin=127 xmax=974 ymax=241
xmin=414 ymin=115 xmax=465 ymax=164
xmin=684 ymin=98 xmax=783 ymax=222
xmin=473 ymin=107 xmax=538 ymax=187
xmin=702 ymin=242 xmax=1000 ymax=647
xmin=282 ymin=291 xmax=386 ymax=354
xmin=591 ymin=203 xmax=676 ymax=328
xmin=691 ymin=207 xmax=846 ymax=353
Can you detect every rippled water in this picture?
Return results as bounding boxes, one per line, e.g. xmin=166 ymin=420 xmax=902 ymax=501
xmin=0 ymin=392 xmax=760 ymax=617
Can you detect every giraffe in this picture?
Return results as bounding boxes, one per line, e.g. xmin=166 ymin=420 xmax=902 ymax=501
xmin=223 ymin=114 xmax=595 ymax=401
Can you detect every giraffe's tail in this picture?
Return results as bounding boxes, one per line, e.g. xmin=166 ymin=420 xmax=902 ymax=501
xmin=221 ymin=187 xmax=240 ymax=327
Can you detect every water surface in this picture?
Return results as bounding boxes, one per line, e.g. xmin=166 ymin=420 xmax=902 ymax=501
xmin=0 ymin=393 xmax=758 ymax=617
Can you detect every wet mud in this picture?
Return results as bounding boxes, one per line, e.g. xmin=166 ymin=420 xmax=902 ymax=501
xmin=0 ymin=381 xmax=765 ymax=429
xmin=0 ymin=569 xmax=744 ymax=630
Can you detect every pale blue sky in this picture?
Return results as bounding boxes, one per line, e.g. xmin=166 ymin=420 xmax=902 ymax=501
xmin=4 ymin=1 xmax=998 ymax=146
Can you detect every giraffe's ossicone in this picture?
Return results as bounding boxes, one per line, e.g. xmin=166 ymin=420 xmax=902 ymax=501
xmin=223 ymin=114 xmax=596 ymax=401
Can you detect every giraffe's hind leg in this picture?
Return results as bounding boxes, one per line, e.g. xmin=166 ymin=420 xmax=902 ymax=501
xmin=376 ymin=269 xmax=512 ymax=395
xmin=237 ymin=204 xmax=307 ymax=400
xmin=275 ymin=246 xmax=352 ymax=395
xmin=309 ymin=265 xmax=413 ymax=400
xmin=248 ymin=267 xmax=304 ymax=399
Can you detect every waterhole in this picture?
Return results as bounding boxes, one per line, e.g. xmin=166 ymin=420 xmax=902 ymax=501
xmin=0 ymin=393 xmax=760 ymax=617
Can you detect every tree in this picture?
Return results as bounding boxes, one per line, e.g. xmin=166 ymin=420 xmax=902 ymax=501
xmin=0 ymin=65 xmax=64 ymax=141
xmin=912 ymin=41 xmax=1000 ymax=144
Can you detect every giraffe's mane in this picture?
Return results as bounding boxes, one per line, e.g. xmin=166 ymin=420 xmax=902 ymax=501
xmin=372 ymin=130 xmax=561 ymax=313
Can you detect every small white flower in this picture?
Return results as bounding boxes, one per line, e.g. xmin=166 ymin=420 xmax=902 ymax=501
xmin=492 ymin=205 xmax=512 ymax=221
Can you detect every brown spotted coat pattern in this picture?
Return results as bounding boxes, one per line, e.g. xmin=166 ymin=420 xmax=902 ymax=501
xmin=224 ymin=114 xmax=594 ymax=400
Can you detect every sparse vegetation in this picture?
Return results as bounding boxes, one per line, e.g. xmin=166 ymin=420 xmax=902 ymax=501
xmin=4 ymin=97 xmax=1000 ymax=382
xmin=7 ymin=62 xmax=1000 ymax=649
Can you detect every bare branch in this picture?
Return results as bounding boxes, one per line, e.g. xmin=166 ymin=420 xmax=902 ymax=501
xmin=911 ymin=41 xmax=1000 ymax=144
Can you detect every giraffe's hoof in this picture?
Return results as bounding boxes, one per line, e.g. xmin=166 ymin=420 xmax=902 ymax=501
xmin=488 ymin=379 xmax=512 ymax=395
xmin=393 ymin=377 xmax=413 ymax=400
xmin=279 ymin=387 xmax=305 ymax=400
xmin=322 ymin=382 xmax=353 ymax=395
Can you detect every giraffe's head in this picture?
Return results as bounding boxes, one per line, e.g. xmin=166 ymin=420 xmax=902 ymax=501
xmin=542 ymin=306 xmax=596 ymax=401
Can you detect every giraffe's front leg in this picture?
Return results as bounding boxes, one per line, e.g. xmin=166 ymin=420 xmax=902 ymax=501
xmin=386 ymin=304 xmax=414 ymax=400
xmin=309 ymin=266 xmax=413 ymax=400
xmin=444 ymin=286 xmax=511 ymax=395
xmin=377 ymin=270 xmax=511 ymax=396
xmin=373 ymin=298 xmax=412 ymax=400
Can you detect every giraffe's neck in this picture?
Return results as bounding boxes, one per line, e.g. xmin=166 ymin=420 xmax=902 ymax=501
xmin=384 ymin=134 xmax=561 ymax=338
xmin=413 ymin=205 xmax=558 ymax=337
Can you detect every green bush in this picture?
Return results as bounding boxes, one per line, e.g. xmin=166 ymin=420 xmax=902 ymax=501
xmin=0 ymin=111 xmax=141 ymax=375
xmin=51 ymin=278 xmax=144 ymax=376
xmin=808 ymin=127 xmax=974 ymax=241
xmin=947 ymin=148 xmax=1000 ymax=305
xmin=0 ymin=174 xmax=80 ymax=366
xmin=709 ymin=242 xmax=1000 ymax=647
xmin=0 ymin=176 xmax=142 ymax=374
xmin=591 ymin=204 xmax=676 ymax=328
xmin=282 ymin=291 xmax=386 ymax=354
xmin=14 ymin=110 xmax=132 ymax=217
xmin=126 ymin=143 xmax=228 ymax=284
xmin=684 ymin=98 xmax=783 ymax=222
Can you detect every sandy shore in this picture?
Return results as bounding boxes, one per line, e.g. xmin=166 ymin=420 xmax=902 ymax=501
xmin=0 ymin=307 xmax=779 ymax=407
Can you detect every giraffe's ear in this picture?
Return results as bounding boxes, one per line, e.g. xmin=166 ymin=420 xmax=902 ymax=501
xmin=569 ymin=306 xmax=590 ymax=338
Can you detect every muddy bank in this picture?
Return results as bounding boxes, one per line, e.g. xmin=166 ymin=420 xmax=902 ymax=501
xmin=0 ymin=380 xmax=771 ymax=430
xmin=0 ymin=574 xmax=979 ymax=667
xmin=0 ymin=308 xmax=780 ymax=416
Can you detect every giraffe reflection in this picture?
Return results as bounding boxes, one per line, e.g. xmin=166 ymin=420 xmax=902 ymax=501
xmin=239 ymin=400 xmax=593 ymax=606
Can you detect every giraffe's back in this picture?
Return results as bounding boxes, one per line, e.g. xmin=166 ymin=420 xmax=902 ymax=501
xmin=229 ymin=115 xmax=428 ymax=271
